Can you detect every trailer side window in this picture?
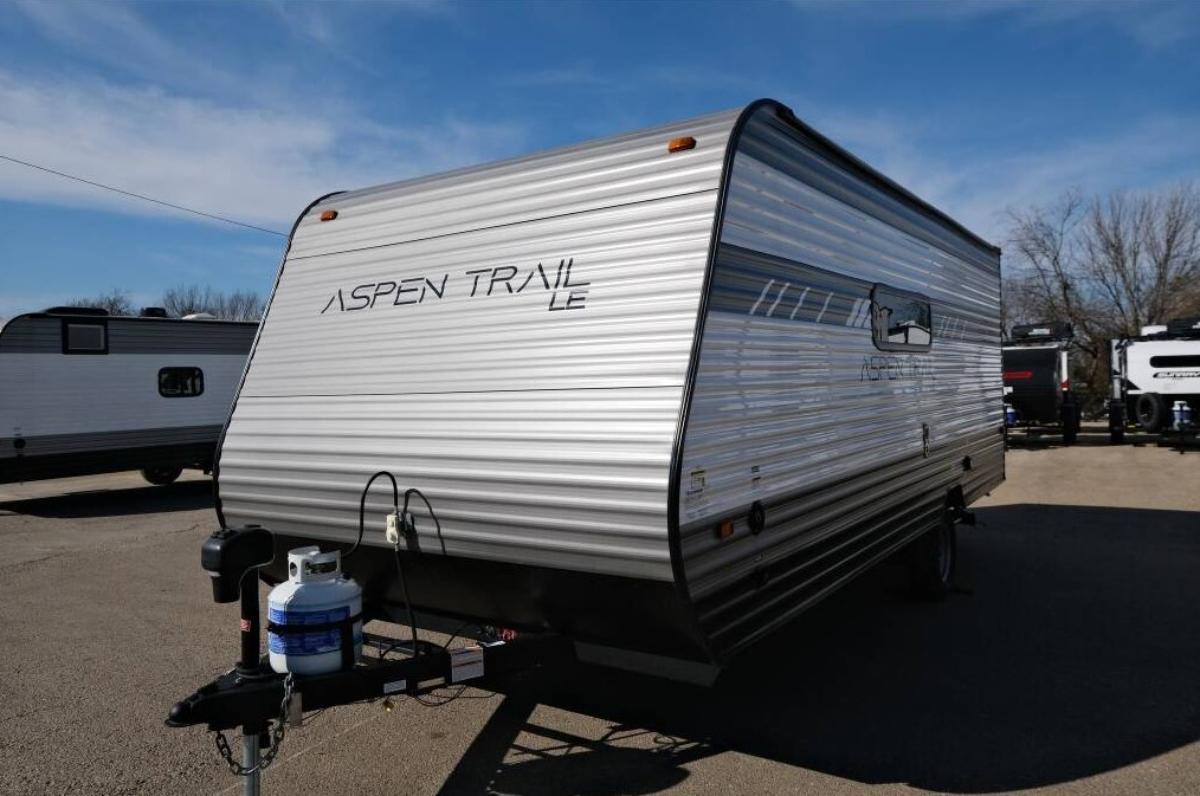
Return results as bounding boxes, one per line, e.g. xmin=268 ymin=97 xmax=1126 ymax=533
xmin=159 ymin=367 xmax=205 ymax=398
xmin=1149 ymin=355 xmax=1200 ymax=368
xmin=870 ymin=286 xmax=932 ymax=351
xmin=63 ymin=322 xmax=107 ymax=354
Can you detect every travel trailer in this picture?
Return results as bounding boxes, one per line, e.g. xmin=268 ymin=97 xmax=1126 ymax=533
xmin=1002 ymin=322 xmax=1079 ymax=444
xmin=0 ymin=307 xmax=257 ymax=485
xmin=208 ymin=98 xmax=1004 ymax=680
xmin=1109 ymin=316 xmax=1200 ymax=440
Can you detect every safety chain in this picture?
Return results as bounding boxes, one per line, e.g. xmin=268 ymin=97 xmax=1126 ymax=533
xmin=213 ymin=672 xmax=295 ymax=776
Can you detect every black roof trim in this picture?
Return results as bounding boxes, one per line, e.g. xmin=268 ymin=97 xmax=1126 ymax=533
xmin=23 ymin=311 xmax=257 ymax=326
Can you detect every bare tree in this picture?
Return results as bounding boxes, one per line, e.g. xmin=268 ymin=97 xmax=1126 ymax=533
xmin=161 ymin=284 xmax=264 ymax=321
xmin=1082 ymin=185 xmax=1200 ymax=333
xmin=214 ymin=290 xmax=266 ymax=322
xmin=1005 ymin=182 xmax=1200 ymax=404
xmin=162 ymin=284 xmax=215 ymax=318
xmin=67 ymin=289 xmax=135 ymax=316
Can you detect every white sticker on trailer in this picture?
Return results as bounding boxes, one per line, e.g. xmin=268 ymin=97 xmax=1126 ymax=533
xmin=449 ymin=646 xmax=485 ymax=683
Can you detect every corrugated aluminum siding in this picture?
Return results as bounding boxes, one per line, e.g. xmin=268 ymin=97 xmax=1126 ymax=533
xmin=678 ymin=105 xmax=1002 ymax=637
xmin=218 ymin=110 xmax=741 ymax=580
xmin=1 ymin=316 xmax=255 ymax=457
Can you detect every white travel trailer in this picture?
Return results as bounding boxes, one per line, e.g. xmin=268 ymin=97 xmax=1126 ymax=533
xmin=213 ymin=99 xmax=1003 ymax=678
xmin=1109 ymin=316 xmax=1200 ymax=439
xmin=0 ymin=308 xmax=257 ymax=485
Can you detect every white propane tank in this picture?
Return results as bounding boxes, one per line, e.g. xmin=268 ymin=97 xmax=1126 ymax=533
xmin=267 ymin=547 xmax=362 ymax=675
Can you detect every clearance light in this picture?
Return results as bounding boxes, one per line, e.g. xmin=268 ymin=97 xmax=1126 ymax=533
xmin=320 ymin=209 xmax=339 ymax=222
xmin=717 ymin=519 xmax=734 ymax=540
xmin=667 ymin=136 xmax=696 ymax=153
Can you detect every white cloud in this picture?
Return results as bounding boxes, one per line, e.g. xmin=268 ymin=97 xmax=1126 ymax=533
xmin=0 ymin=69 xmax=527 ymax=230
xmin=793 ymin=103 xmax=1200 ymax=247
xmin=10 ymin=0 xmax=233 ymax=91
xmin=788 ymin=0 xmax=1200 ymax=50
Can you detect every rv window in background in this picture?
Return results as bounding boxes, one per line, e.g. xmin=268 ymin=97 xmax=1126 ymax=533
xmin=871 ymin=285 xmax=932 ymax=352
xmin=63 ymin=321 xmax=107 ymax=354
xmin=1149 ymin=355 xmax=1200 ymax=368
xmin=159 ymin=367 xmax=205 ymax=398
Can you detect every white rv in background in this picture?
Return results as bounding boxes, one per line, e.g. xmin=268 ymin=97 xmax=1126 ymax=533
xmin=1109 ymin=315 xmax=1200 ymax=440
xmin=208 ymin=99 xmax=1004 ymax=680
xmin=0 ymin=307 xmax=257 ymax=485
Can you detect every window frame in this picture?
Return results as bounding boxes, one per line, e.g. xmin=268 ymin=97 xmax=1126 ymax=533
xmin=1149 ymin=354 xmax=1200 ymax=368
xmin=158 ymin=366 xmax=205 ymax=398
xmin=61 ymin=319 xmax=109 ymax=355
xmin=870 ymin=284 xmax=933 ymax=353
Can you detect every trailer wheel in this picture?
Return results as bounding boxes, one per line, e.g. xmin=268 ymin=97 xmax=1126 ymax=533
xmin=141 ymin=466 xmax=182 ymax=485
xmin=1135 ymin=393 xmax=1165 ymax=432
xmin=908 ymin=518 xmax=956 ymax=601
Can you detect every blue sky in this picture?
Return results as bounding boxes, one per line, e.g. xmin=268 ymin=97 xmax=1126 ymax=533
xmin=2 ymin=0 xmax=1198 ymax=319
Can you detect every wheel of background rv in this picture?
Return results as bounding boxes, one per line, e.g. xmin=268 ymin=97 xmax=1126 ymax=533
xmin=1109 ymin=400 xmax=1125 ymax=444
xmin=908 ymin=517 xmax=956 ymax=601
xmin=1061 ymin=401 xmax=1078 ymax=445
xmin=1135 ymin=393 xmax=1166 ymax=432
xmin=141 ymin=466 xmax=182 ymax=485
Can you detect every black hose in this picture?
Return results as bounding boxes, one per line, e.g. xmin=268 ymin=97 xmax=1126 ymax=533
xmin=345 ymin=470 xmax=399 ymax=560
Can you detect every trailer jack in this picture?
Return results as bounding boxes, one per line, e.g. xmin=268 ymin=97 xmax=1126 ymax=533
xmin=951 ymin=506 xmax=977 ymax=527
xmin=168 ymin=527 xmax=574 ymax=795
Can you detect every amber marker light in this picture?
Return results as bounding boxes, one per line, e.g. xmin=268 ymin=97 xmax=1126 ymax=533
xmin=320 ymin=209 xmax=339 ymax=221
xmin=717 ymin=519 xmax=734 ymax=540
xmin=667 ymin=136 xmax=696 ymax=153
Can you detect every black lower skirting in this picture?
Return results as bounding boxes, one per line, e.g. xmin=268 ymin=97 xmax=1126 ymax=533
xmin=263 ymin=534 xmax=712 ymax=664
xmin=0 ymin=441 xmax=218 ymax=484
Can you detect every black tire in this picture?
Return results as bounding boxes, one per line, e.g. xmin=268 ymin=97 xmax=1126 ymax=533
xmin=908 ymin=519 xmax=956 ymax=601
xmin=141 ymin=466 xmax=182 ymax=485
xmin=1135 ymin=393 xmax=1165 ymax=432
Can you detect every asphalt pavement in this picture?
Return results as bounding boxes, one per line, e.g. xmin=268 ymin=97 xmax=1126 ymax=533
xmin=1 ymin=429 xmax=1197 ymax=795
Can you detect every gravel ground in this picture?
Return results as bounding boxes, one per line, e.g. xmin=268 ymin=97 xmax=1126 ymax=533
xmin=1 ymin=432 xmax=1197 ymax=795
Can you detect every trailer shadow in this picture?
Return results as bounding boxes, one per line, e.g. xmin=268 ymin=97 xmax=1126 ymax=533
xmin=446 ymin=503 xmax=1200 ymax=794
xmin=0 ymin=479 xmax=213 ymax=518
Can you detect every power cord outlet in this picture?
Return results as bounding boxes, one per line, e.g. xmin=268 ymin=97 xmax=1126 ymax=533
xmin=385 ymin=511 xmax=417 ymax=546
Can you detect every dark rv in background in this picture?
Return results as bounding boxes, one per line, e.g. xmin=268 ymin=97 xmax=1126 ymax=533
xmin=1002 ymin=321 xmax=1079 ymax=444
xmin=0 ymin=307 xmax=257 ymax=485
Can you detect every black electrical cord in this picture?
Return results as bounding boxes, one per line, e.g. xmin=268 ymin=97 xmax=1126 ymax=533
xmin=391 ymin=544 xmax=421 ymax=654
xmin=346 ymin=478 xmax=449 ymax=659
xmin=346 ymin=470 xmax=399 ymax=560
xmin=394 ymin=487 xmax=445 ymax=655
xmin=441 ymin=621 xmax=471 ymax=651
xmin=402 ymin=487 xmax=446 ymax=556
xmin=345 ymin=470 xmax=420 ymax=653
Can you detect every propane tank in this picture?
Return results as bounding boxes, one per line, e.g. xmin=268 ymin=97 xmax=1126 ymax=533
xmin=267 ymin=547 xmax=362 ymax=675
xmin=1173 ymin=400 xmax=1193 ymax=431
xmin=1004 ymin=404 xmax=1018 ymax=427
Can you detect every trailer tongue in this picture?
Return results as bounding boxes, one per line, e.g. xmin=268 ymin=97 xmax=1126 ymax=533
xmin=167 ymin=525 xmax=573 ymax=795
